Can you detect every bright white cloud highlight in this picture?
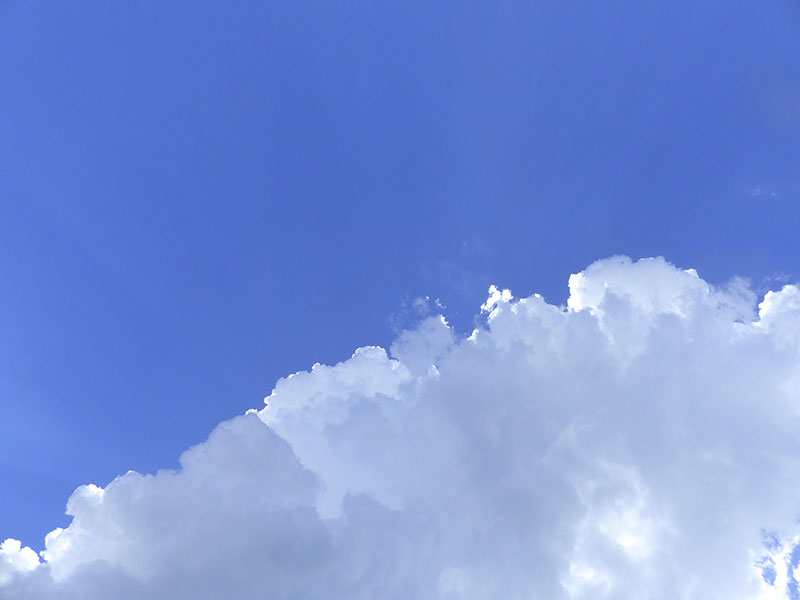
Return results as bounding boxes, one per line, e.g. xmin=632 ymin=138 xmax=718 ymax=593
xmin=4 ymin=256 xmax=800 ymax=599
xmin=0 ymin=539 xmax=39 ymax=585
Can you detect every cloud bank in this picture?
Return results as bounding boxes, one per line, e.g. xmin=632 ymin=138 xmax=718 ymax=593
xmin=4 ymin=256 xmax=800 ymax=599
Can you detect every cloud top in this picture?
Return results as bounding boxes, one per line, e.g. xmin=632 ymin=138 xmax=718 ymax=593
xmin=4 ymin=256 xmax=800 ymax=599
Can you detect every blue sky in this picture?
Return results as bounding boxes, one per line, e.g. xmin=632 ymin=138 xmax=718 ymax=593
xmin=2 ymin=0 xmax=800 ymax=555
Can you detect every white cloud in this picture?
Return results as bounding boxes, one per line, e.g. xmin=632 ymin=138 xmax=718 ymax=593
xmin=4 ymin=256 xmax=800 ymax=598
xmin=0 ymin=539 xmax=39 ymax=585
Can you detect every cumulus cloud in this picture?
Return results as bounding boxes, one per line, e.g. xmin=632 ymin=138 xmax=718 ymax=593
xmin=4 ymin=256 xmax=800 ymax=598
xmin=0 ymin=539 xmax=39 ymax=585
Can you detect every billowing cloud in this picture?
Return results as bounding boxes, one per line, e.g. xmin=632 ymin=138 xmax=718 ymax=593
xmin=4 ymin=256 xmax=800 ymax=599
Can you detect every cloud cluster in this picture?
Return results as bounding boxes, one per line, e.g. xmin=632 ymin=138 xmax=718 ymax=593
xmin=4 ymin=256 xmax=800 ymax=599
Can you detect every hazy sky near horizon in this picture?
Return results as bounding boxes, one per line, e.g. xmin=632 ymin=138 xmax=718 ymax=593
xmin=2 ymin=2 xmax=800 ymax=595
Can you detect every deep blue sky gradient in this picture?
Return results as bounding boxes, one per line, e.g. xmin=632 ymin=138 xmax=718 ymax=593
xmin=2 ymin=0 xmax=800 ymax=546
